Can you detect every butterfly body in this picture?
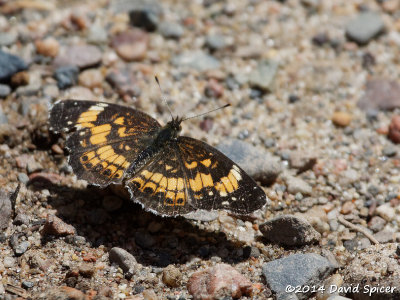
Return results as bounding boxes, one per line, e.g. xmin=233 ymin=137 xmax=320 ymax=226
xmin=49 ymin=100 xmax=267 ymax=216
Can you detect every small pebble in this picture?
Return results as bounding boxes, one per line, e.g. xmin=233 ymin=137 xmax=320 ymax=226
xmin=332 ymin=111 xmax=352 ymax=127
xmin=15 ymin=241 xmax=30 ymax=256
xmin=388 ymin=115 xmax=400 ymax=144
xmin=41 ymin=214 xmax=76 ymax=236
xmin=35 ymin=37 xmax=60 ymax=57
xmin=345 ymin=12 xmax=385 ymax=45
xmin=111 ymin=29 xmax=149 ymax=62
xmin=158 ymin=21 xmax=184 ymax=39
xmin=22 ymin=281 xmax=34 ymax=289
xmin=54 ymin=66 xmax=79 ymax=89
xmin=78 ymin=69 xmax=103 ymax=89
xmin=188 ymin=263 xmax=252 ymax=299
xmin=3 ymin=256 xmax=16 ymax=268
xmin=0 ymin=84 xmax=11 ymax=98
xmin=162 ymin=265 xmax=182 ymax=287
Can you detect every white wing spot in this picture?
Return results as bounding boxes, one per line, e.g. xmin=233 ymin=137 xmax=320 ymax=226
xmin=89 ymin=105 xmax=105 ymax=111
xmin=222 ymin=201 xmax=229 ymax=206
xmin=208 ymin=191 xmax=213 ymax=196
xmin=219 ymin=191 xmax=227 ymax=197
xmin=231 ymin=166 xmax=242 ymax=181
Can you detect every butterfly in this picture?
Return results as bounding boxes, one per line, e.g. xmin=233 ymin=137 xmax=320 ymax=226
xmin=49 ymin=99 xmax=267 ymax=216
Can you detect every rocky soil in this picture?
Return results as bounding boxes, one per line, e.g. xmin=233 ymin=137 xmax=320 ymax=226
xmin=1 ymin=0 xmax=400 ymax=299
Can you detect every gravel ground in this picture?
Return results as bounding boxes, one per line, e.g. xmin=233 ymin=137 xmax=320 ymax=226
xmin=1 ymin=0 xmax=400 ymax=299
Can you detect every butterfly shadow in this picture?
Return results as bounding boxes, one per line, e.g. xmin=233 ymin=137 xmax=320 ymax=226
xmin=37 ymin=181 xmax=253 ymax=267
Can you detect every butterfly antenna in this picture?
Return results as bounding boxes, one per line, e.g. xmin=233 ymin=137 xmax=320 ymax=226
xmin=155 ymin=76 xmax=174 ymax=119
xmin=182 ymin=103 xmax=231 ymax=122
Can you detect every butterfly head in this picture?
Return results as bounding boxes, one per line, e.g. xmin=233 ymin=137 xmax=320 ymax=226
xmin=165 ymin=116 xmax=183 ymax=138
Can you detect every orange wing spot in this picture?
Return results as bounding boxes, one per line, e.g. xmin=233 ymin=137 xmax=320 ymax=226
xmin=125 ymin=145 xmax=131 ymax=151
xmin=113 ymin=170 xmax=123 ymax=179
xmin=189 ymin=173 xmax=203 ymax=192
xmin=113 ymin=155 xmax=126 ymax=166
xmin=91 ymin=124 xmax=111 ymax=134
xmin=228 ymin=171 xmax=239 ymax=190
xmin=201 ymin=159 xmax=212 ymax=167
xmin=175 ymin=192 xmax=185 ymax=206
xmin=77 ymin=111 xmax=99 ymax=123
xmin=99 ymin=148 xmax=115 ymax=160
xmin=118 ymin=127 xmax=130 ymax=137
xmin=142 ymin=181 xmax=157 ymax=193
xmin=221 ymin=176 xmax=234 ymax=193
xmin=80 ymin=151 xmax=95 ymax=162
xmin=185 ymin=161 xmax=197 ymax=169
xmin=90 ymin=124 xmax=111 ymax=145
xmin=122 ymin=161 xmax=130 ymax=168
xmin=177 ymin=178 xmax=184 ymax=190
xmin=101 ymin=161 xmax=108 ymax=169
xmin=150 ymin=173 xmax=163 ymax=183
xmin=114 ymin=117 xmax=125 ymax=125
xmin=165 ymin=165 xmax=173 ymax=171
xmin=167 ymin=178 xmax=177 ymax=190
xmin=97 ymin=145 xmax=112 ymax=154
xmin=215 ymin=182 xmax=227 ymax=196
xmin=159 ymin=176 xmax=167 ymax=189
xmin=87 ymin=157 xmax=100 ymax=167
xmin=132 ymin=177 xmax=144 ymax=188
xmin=141 ymin=170 xmax=153 ymax=180
xmin=105 ymin=154 xmax=119 ymax=163
xmin=211 ymin=161 xmax=218 ymax=169
xmin=200 ymin=173 xmax=213 ymax=187
xmin=80 ymin=139 xmax=88 ymax=148
xmin=105 ymin=165 xmax=117 ymax=175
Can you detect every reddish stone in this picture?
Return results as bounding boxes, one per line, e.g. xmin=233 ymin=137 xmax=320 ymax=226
xmin=28 ymin=172 xmax=62 ymax=184
xmin=187 ymin=263 xmax=252 ymax=299
xmin=41 ymin=214 xmax=76 ymax=236
xmin=83 ymin=253 xmax=97 ymax=262
xmin=388 ymin=115 xmax=400 ymax=143
xmin=204 ymin=79 xmax=224 ymax=98
xmin=111 ymin=29 xmax=148 ymax=62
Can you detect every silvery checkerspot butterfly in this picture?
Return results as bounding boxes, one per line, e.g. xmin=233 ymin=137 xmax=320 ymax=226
xmin=49 ymin=100 xmax=267 ymax=216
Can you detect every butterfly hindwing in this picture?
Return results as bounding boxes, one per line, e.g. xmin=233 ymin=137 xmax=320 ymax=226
xmin=125 ymin=146 xmax=192 ymax=216
xmin=177 ymin=137 xmax=266 ymax=215
xmin=49 ymin=100 xmax=161 ymax=187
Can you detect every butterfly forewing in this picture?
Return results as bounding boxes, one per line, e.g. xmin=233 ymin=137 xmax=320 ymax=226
xmin=49 ymin=100 xmax=161 ymax=187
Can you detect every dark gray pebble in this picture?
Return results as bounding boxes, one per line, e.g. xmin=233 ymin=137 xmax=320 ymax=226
xmin=0 ymin=50 xmax=27 ymax=81
xmin=22 ymin=281 xmax=34 ymax=289
xmin=128 ymin=0 xmax=162 ymax=32
xmin=54 ymin=66 xmax=79 ymax=89
xmin=259 ymin=215 xmax=321 ymax=246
